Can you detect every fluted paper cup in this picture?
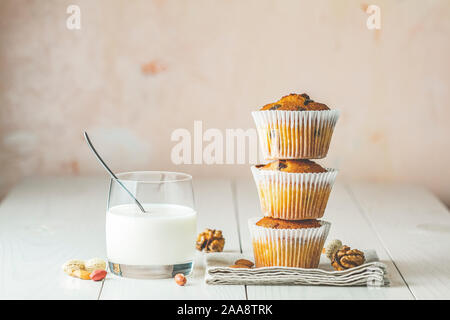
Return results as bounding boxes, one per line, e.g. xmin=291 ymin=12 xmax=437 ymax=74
xmin=252 ymin=110 xmax=340 ymax=160
xmin=251 ymin=166 xmax=338 ymax=220
xmin=248 ymin=217 xmax=331 ymax=268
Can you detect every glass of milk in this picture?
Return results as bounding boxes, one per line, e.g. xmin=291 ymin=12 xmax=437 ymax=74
xmin=106 ymin=171 xmax=197 ymax=279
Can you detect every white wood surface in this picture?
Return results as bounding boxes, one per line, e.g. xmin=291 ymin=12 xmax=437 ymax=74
xmin=0 ymin=177 xmax=107 ymax=299
xmin=0 ymin=177 xmax=448 ymax=299
xmin=348 ymin=182 xmax=450 ymax=300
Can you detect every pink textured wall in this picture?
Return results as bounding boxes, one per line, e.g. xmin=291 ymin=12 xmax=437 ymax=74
xmin=0 ymin=0 xmax=449 ymax=205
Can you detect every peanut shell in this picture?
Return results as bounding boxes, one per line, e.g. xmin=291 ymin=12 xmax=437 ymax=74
xmin=62 ymin=259 xmax=85 ymax=274
xmin=85 ymin=258 xmax=107 ymax=272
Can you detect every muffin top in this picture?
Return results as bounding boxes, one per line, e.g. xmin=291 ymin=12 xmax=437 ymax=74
xmin=256 ymin=159 xmax=327 ymax=173
xmin=256 ymin=217 xmax=322 ymax=229
xmin=260 ymin=93 xmax=330 ymax=111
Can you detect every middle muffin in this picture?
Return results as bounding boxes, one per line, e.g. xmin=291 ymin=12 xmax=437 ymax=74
xmin=251 ymin=159 xmax=338 ymax=220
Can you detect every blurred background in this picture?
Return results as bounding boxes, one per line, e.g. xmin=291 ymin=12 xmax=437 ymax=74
xmin=0 ymin=0 xmax=449 ymax=205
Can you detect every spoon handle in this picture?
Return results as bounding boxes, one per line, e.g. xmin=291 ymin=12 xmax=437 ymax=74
xmin=84 ymin=132 xmax=146 ymax=213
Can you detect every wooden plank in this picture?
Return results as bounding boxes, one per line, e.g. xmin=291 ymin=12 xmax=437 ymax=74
xmin=100 ymin=179 xmax=246 ymax=299
xmin=234 ymin=179 xmax=414 ymax=299
xmin=0 ymin=176 xmax=108 ymax=299
xmin=348 ymin=182 xmax=450 ymax=300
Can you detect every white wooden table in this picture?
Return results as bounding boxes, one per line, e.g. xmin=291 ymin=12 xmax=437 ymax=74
xmin=0 ymin=176 xmax=449 ymax=300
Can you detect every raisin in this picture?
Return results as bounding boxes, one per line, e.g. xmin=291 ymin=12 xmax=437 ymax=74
xmin=314 ymin=128 xmax=321 ymax=137
xmin=300 ymin=93 xmax=310 ymax=99
xmin=269 ymin=104 xmax=282 ymax=110
xmin=278 ymin=160 xmax=288 ymax=170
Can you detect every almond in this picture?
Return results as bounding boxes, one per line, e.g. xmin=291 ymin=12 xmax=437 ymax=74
xmin=234 ymin=259 xmax=254 ymax=268
xmin=229 ymin=264 xmax=249 ymax=268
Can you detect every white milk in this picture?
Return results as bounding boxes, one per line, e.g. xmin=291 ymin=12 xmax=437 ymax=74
xmin=106 ymin=203 xmax=197 ymax=266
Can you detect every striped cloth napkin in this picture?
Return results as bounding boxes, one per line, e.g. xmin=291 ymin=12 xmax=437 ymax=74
xmin=205 ymin=250 xmax=389 ymax=287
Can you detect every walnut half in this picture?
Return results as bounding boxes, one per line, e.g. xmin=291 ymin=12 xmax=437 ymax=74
xmin=331 ymin=245 xmax=365 ymax=271
xmin=196 ymin=228 xmax=225 ymax=252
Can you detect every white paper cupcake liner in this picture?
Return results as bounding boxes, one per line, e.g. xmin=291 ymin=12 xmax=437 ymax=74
xmin=251 ymin=166 xmax=338 ymax=220
xmin=248 ymin=217 xmax=331 ymax=268
xmin=252 ymin=110 xmax=340 ymax=160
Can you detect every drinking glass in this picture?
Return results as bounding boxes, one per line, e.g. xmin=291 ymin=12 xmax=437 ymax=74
xmin=106 ymin=171 xmax=197 ymax=279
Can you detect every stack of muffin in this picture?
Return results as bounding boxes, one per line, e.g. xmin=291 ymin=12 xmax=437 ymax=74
xmin=249 ymin=93 xmax=340 ymax=268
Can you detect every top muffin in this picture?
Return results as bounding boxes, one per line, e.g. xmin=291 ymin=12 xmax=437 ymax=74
xmin=260 ymin=93 xmax=330 ymax=111
xmin=256 ymin=159 xmax=327 ymax=173
xmin=256 ymin=217 xmax=322 ymax=229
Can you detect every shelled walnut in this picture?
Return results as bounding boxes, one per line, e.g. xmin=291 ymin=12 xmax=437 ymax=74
xmin=324 ymin=240 xmax=366 ymax=271
xmin=196 ymin=229 xmax=225 ymax=252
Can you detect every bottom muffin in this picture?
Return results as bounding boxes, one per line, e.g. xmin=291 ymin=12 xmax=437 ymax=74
xmin=249 ymin=217 xmax=330 ymax=268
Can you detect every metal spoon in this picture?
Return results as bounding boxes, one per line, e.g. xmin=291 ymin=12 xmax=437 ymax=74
xmin=84 ymin=131 xmax=146 ymax=213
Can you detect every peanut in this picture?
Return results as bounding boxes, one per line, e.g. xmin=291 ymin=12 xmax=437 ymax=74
xmin=85 ymin=258 xmax=107 ymax=272
xmin=90 ymin=269 xmax=107 ymax=281
xmin=71 ymin=269 xmax=91 ymax=280
xmin=174 ymin=273 xmax=187 ymax=286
